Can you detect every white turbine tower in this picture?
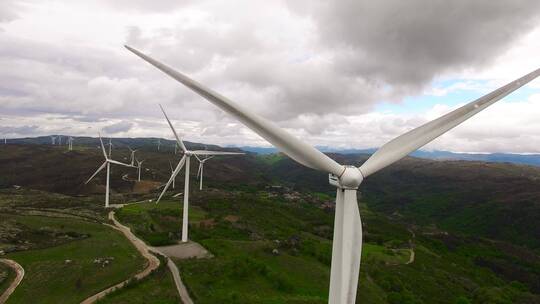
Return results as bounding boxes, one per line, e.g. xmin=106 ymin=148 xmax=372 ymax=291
xmin=157 ymin=138 xmax=161 ymax=151
xmin=136 ymin=158 xmax=145 ymax=181
xmin=128 ymin=147 xmax=138 ymax=166
xmin=57 ymin=135 xmax=62 ymax=145
xmin=50 ymin=136 xmax=57 ymax=145
xmin=126 ymin=45 xmax=540 ymax=304
xmin=86 ymin=134 xmax=133 ymax=208
xmin=156 ymin=104 xmax=244 ymax=242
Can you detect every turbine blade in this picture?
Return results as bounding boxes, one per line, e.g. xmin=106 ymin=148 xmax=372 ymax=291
xmin=125 ymin=45 xmax=344 ymax=176
xmin=85 ymin=161 xmax=107 ymax=184
xmin=192 ymin=150 xmax=245 ymax=155
xmin=98 ymin=133 xmax=108 ymax=159
xmin=158 ymin=104 xmax=188 ymax=152
xmin=157 ymin=155 xmax=186 ymax=203
xmin=108 ymin=159 xmax=133 ymax=167
xmin=197 ymin=162 xmax=202 ymax=179
xmin=360 ymin=68 xmax=540 ymax=177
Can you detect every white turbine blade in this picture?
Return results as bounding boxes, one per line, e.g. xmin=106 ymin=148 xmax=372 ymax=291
xmin=197 ymin=162 xmax=202 ymax=179
xmin=360 ymin=68 xmax=540 ymax=178
xmin=98 ymin=133 xmax=108 ymax=159
xmin=159 ymin=104 xmax=188 ymax=153
xmin=85 ymin=161 xmax=107 ymax=184
xmin=157 ymin=155 xmax=186 ymax=203
xmin=125 ymin=45 xmax=344 ymax=176
xmin=329 ymin=189 xmax=362 ymax=304
xmin=192 ymin=150 xmax=244 ymax=156
xmin=108 ymin=159 xmax=133 ymax=167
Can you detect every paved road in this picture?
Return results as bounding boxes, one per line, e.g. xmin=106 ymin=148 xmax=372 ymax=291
xmin=0 ymin=259 xmax=24 ymax=304
xmin=80 ymin=211 xmax=160 ymax=304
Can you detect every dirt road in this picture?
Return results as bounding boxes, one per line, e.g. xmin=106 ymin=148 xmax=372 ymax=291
xmin=0 ymin=259 xmax=24 ymax=304
xmin=80 ymin=211 xmax=160 ymax=304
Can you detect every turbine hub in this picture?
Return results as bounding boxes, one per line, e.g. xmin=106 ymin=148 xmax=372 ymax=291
xmin=329 ymin=166 xmax=363 ymax=190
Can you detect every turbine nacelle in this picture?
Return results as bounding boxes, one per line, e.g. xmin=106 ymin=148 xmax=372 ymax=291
xmin=330 ymin=166 xmax=364 ymax=190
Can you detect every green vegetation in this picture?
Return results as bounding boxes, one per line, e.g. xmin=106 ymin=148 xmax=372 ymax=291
xmin=97 ymin=256 xmax=180 ymax=304
xmin=116 ymin=201 xmax=207 ymax=246
xmin=5 ymin=215 xmax=146 ymax=304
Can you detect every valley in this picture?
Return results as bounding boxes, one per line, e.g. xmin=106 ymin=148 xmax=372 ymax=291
xmin=0 ymin=143 xmax=539 ymax=303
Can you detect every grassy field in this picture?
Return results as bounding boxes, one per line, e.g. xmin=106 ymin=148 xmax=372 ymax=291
xmin=97 ymin=256 xmax=180 ymax=304
xmin=116 ymin=200 xmax=207 ymax=246
xmin=4 ymin=215 xmax=147 ymax=304
xmin=116 ymin=192 xmax=425 ymax=303
xmin=0 ymin=261 xmax=15 ymax=297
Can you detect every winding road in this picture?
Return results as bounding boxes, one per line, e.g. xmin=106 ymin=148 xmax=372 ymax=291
xmin=0 ymin=259 xmax=24 ymax=304
xmin=80 ymin=211 xmax=160 ymax=304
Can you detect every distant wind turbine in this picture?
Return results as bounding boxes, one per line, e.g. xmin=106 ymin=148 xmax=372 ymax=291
xmin=85 ymin=133 xmax=133 ymax=208
xmin=50 ymin=136 xmax=57 ymax=145
xmin=156 ymin=104 xmax=243 ymax=242
xmin=68 ymin=136 xmax=74 ymax=151
xmin=136 ymin=158 xmax=145 ymax=182
xmin=107 ymin=138 xmax=113 ymax=157
xmin=128 ymin=147 xmax=137 ymax=166
xmin=169 ymin=160 xmax=176 ymax=189
xmin=126 ymin=45 xmax=540 ymax=304
xmin=195 ymin=153 xmax=215 ymax=191
xmin=57 ymin=135 xmax=62 ymax=145
xmin=157 ymin=138 xmax=161 ymax=151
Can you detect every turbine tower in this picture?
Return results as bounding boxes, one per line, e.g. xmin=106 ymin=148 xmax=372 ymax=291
xmin=85 ymin=134 xmax=133 ymax=208
xmin=157 ymin=138 xmax=161 ymax=151
xmin=126 ymin=45 xmax=540 ymax=304
xmin=57 ymin=135 xmax=62 ymax=145
xmin=136 ymin=158 xmax=145 ymax=181
xmin=50 ymin=136 xmax=57 ymax=145
xmin=156 ymin=104 xmax=243 ymax=243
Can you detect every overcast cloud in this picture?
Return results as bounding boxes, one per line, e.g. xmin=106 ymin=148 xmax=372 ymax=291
xmin=1 ymin=0 xmax=540 ymax=153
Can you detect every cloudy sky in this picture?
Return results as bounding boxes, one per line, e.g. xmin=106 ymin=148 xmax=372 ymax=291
xmin=1 ymin=0 xmax=540 ymax=153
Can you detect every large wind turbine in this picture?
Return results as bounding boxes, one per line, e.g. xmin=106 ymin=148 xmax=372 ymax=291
xmin=126 ymin=45 xmax=540 ymax=303
xmin=156 ymin=104 xmax=243 ymax=242
xmin=86 ymin=134 xmax=133 ymax=208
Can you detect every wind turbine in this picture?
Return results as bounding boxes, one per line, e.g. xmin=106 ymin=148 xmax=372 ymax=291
xmin=126 ymin=45 xmax=540 ymax=304
xmin=156 ymin=104 xmax=244 ymax=242
xmin=107 ymin=138 xmax=113 ymax=157
xmin=50 ymin=136 xmax=57 ymax=145
xmin=195 ymin=153 xmax=215 ymax=191
xmin=136 ymin=158 xmax=145 ymax=181
xmin=157 ymin=138 xmax=161 ymax=151
xmin=68 ymin=137 xmax=74 ymax=151
xmin=58 ymin=135 xmax=62 ymax=145
xmin=128 ymin=147 xmax=137 ymax=166
xmin=85 ymin=134 xmax=133 ymax=208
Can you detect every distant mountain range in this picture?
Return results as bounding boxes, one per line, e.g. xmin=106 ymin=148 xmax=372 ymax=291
xmin=237 ymin=146 xmax=540 ymax=167
xmin=4 ymin=136 xmax=539 ymax=167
